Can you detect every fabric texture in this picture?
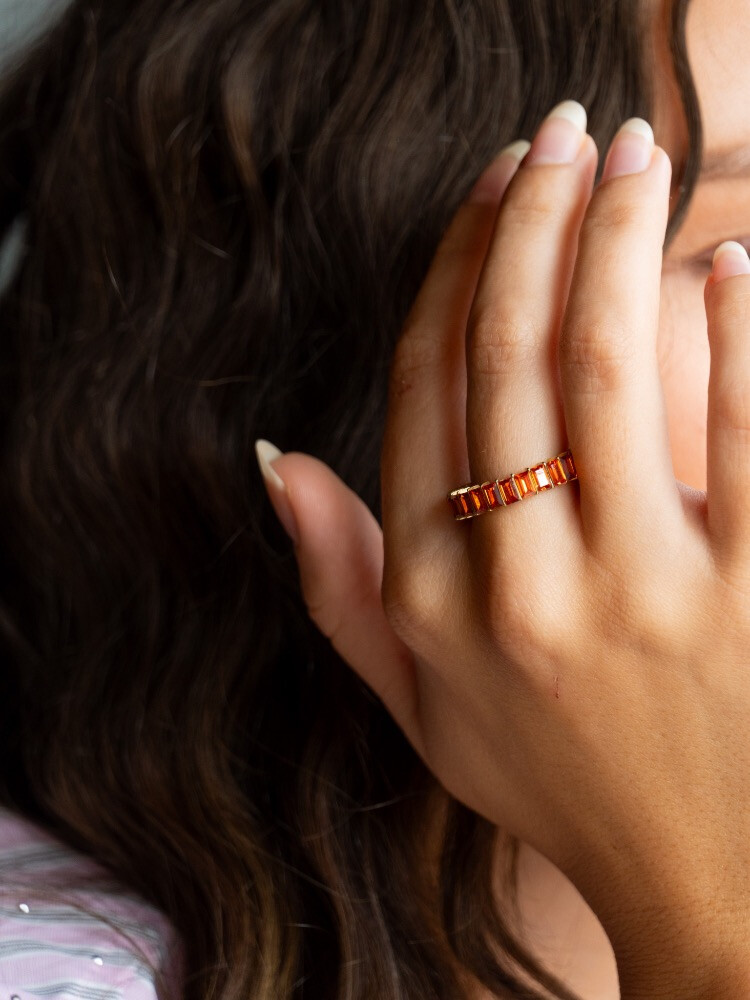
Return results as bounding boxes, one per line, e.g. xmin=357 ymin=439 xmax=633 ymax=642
xmin=0 ymin=805 xmax=183 ymax=1000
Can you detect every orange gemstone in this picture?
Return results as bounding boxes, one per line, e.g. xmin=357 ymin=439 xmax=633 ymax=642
xmin=453 ymin=491 xmax=471 ymax=517
xmin=512 ymin=469 xmax=537 ymax=499
xmin=449 ymin=495 xmax=463 ymax=518
xmin=530 ymin=463 xmax=553 ymax=491
xmin=497 ymin=477 xmax=520 ymax=504
xmin=468 ymin=487 xmax=488 ymax=513
xmin=482 ymin=481 xmax=503 ymax=509
xmin=546 ymin=457 xmax=567 ymax=486
xmin=560 ymin=451 xmax=577 ymax=481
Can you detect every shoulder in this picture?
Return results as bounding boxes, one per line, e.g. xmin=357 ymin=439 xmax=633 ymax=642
xmin=0 ymin=806 xmax=183 ymax=1000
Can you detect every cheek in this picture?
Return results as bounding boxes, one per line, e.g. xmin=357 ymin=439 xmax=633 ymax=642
xmin=658 ymin=267 xmax=711 ymax=491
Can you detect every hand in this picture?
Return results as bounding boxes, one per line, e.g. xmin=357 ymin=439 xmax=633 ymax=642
xmin=257 ymin=101 xmax=750 ymax=997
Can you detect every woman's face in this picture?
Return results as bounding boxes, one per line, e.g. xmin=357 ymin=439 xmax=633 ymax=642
xmin=656 ymin=0 xmax=750 ymax=491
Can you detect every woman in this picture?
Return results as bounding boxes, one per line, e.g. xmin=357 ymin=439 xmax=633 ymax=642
xmin=0 ymin=0 xmax=748 ymax=997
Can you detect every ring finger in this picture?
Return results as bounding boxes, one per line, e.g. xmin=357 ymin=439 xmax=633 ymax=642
xmin=465 ymin=101 xmax=597 ymax=565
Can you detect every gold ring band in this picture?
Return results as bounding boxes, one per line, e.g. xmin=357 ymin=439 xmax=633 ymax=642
xmin=448 ymin=450 xmax=578 ymax=521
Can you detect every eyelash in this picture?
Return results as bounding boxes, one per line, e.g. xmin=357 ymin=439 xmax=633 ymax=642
xmin=685 ymin=237 xmax=750 ymax=273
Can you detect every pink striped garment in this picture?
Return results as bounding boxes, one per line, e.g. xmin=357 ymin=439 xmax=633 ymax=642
xmin=0 ymin=806 xmax=183 ymax=1000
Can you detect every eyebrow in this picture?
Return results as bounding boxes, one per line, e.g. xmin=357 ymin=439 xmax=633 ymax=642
xmin=700 ymin=143 xmax=750 ymax=181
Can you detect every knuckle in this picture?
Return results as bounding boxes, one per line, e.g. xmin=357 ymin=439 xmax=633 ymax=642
xmin=389 ymin=328 xmax=446 ymax=400
xmin=381 ymin=562 xmax=444 ymax=648
xmin=468 ymin=312 xmax=543 ymax=378
xmin=590 ymin=555 xmax=688 ymax=658
xmin=304 ymin=595 xmax=344 ymax=646
xmin=435 ymin=210 xmax=486 ymax=263
xmin=301 ymin=580 xmax=345 ymax=644
xmin=306 ymin=600 xmax=344 ymax=646
xmin=584 ymin=189 xmax=650 ymax=239
xmin=475 ymin=562 xmax=565 ymax=658
xmin=604 ymin=580 xmax=660 ymax=645
xmin=486 ymin=600 xmax=539 ymax=658
xmin=502 ymin=168 xmax=577 ymax=227
xmin=559 ymin=317 xmax=635 ymax=395
xmin=301 ymin=551 xmax=380 ymax=647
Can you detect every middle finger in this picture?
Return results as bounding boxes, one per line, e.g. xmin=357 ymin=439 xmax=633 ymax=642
xmin=465 ymin=101 xmax=597 ymax=562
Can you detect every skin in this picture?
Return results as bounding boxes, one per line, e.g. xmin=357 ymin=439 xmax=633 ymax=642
xmin=258 ymin=0 xmax=750 ymax=996
xmin=658 ymin=0 xmax=746 ymax=494
xmin=516 ymin=3 xmax=750 ymax=996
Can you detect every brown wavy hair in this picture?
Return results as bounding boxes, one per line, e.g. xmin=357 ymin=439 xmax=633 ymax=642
xmin=0 ymin=1 xmax=701 ymax=998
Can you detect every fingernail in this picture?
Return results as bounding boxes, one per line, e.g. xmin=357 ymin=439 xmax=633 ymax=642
xmin=255 ymin=439 xmax=299 ymax=543
xmin=712 ymin=241 xmax=750 ymax=283
xmin=600 ymin=118 xmax=654 ymax=182
xmin=468 ymin=139 xmax=531 ymax=203
xmin=525 ymin=100 xmax=587 ymax=166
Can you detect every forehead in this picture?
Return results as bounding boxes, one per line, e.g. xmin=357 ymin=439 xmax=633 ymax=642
xmin=687 ymin=0 xmax=750 ymax=156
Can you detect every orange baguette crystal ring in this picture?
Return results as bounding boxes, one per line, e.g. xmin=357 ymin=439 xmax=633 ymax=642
xmin=448 ymin=450 xmax=578 ymax=521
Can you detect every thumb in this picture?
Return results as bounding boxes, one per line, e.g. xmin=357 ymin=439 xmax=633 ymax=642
xmin=255 ymin=440 xmax=421 ymax=751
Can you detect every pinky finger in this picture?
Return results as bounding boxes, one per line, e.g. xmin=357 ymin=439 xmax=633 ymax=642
xmin=255 ymin=441 xmax=424 ymax=755
xmin=704 ymin=241 xmax=750 ymax=569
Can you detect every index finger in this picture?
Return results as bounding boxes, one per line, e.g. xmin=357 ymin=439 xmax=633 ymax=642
xmin=380 ymin=142 xmax=529 ymax=556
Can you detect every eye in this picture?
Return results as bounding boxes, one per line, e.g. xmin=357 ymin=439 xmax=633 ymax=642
xmin=681 ymin=236 xmax=750 ymax=274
